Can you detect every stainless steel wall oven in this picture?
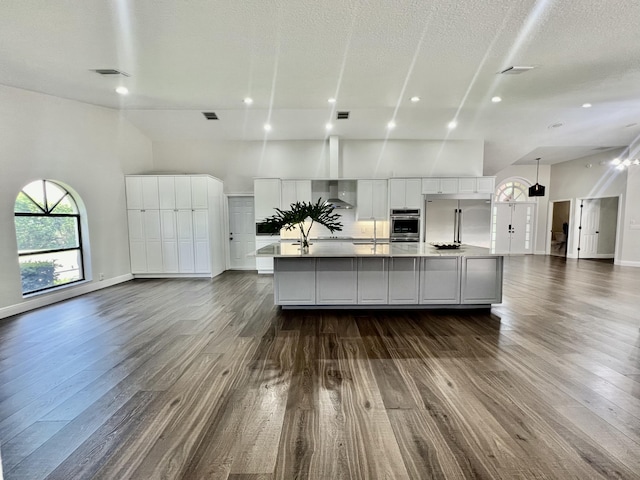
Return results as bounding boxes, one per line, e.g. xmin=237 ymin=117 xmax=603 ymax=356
xmin=390 ymin=208 xmax=420 ymax=242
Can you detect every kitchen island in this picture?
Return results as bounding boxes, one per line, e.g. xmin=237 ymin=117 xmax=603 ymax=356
xmin=255 ymin=242 xmax=503 ymax=308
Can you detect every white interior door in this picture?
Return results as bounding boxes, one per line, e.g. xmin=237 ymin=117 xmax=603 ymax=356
xmin=229 ymin=196 xmax=256 ymax=269
xmin=510 ymin=203 xmax=534 ymax=254
xmin=580 ymin=199 xmax=600 ymax=258
xmin=493 ymin=203 xmax=535 ymax=254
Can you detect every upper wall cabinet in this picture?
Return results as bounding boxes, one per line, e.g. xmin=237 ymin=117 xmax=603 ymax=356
xmin=126 ymin=176 xmax=160 ymax=210
xmin=254 ymin=178 xmax=282 ymax=221
xmin=476 ymin=177 xmax=495 ymax=194
xmin=422 ymin=177 xmax=495 ymax=195
xmin=281 ymin=180 xmax=312 ymax=209
xmin=389 ymin=178 xmax=422 ymax=209
xmin=421 ymin=177 xmax=459 ymax=195
xmin=159 ymin=176 xmax=189 ymax=209
xmin=357 ymin=179 xmax=388 ymax=220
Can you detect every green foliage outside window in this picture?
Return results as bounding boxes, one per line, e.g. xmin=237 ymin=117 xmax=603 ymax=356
xmin=20 ymin=260 xmax=61 ymax=292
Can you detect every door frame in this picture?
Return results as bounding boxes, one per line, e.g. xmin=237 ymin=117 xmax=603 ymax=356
xmin=225 ymin=194 xmax=255 ymax=270
xmin=546 ymin=194 xmax=624 ymax=263
xmin=545 ymin=198 xmax=573 ymax=256
xmin=563 ymin=195 xmax=623 ymax=260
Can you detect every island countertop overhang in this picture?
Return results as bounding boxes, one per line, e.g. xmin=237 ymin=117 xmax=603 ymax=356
xmin=255 ymin=242 xmax=499 ymax=258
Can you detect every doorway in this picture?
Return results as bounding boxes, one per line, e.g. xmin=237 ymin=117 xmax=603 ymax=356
xmin=549 ymin=200 xmax=570 ymax=257
xmin=228 ymin=196 xmax=256 ymax=270
xmin=577 ymin=197 xmax=619 ymax=260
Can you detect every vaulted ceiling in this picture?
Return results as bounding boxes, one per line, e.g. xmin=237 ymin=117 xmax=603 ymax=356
xmin=2 ymin=0 xmax=639 ymax=173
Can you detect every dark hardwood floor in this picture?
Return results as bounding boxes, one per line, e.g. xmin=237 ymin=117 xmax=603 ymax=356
xmin=1 ymin=256 xmax=639 ymax=479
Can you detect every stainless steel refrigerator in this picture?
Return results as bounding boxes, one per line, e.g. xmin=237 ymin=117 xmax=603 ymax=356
xmin=424 ymin=198 xmax=492 ymax=247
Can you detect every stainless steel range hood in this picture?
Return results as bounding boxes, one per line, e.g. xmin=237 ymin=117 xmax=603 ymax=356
xmin=326 ymin=180 xmax=354 ymax=209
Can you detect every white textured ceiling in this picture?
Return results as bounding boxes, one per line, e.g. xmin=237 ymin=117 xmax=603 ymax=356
xmin=2 ymin=0 xmax=640 ymax=173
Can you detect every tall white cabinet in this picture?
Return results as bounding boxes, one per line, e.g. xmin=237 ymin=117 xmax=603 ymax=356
xmin=125 ymin=175 xmax=225 ymax=278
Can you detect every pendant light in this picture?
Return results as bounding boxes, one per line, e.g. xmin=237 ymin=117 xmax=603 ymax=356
xmin=528 ymin=157 xmax=546 ymax=197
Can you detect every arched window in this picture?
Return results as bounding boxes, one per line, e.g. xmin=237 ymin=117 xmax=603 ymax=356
xmin=495 ymin=179 xmax=531 ymax=202
xmin=14 ymin=180 xmax=84 ymax=294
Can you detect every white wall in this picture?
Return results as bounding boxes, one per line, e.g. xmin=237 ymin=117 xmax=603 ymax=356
xmin=152 ymin=138 xmax=484 ymax=193
xmin=341 ymin=140 xmax=484 ymax=178
xmin=619 ymin=165 xmax=640 ymax=266
xmin=152 ymin=140 xmax=330 ymax=193
xmin=549 ymin=151 xmax=627 ymax=201
xmin=0 ymin=85 xmax=153 ymax=315
xmin=493 ymin=164 xmax=551 ymax=254
xmin=549 ymin=150 xmax=628 ymax=260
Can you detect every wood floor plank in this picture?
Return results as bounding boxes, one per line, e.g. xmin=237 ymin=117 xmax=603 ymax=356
xmin=1 ymin=257 xmax=639 ymax=479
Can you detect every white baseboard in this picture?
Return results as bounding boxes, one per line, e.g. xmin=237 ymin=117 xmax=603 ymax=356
xmin=0 ymin=274 xmax=134 ymax=320
xmin=133 ymin=273 xmax=213 ymax=278
xmin=615 ymin=260 xmax=640 ymax=267
xmin=534 ymin=250 xmax=546 ymax=255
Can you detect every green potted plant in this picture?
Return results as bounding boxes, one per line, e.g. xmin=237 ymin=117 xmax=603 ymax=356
xmin=262 ymin=198 xmax=343 ymax=251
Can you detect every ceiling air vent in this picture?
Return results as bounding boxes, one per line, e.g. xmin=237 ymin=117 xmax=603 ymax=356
xmin=499 ymin=66 xmax=534 ymax=75
xmin=93 ymin=69 xmax=130 ymax=77
xmin=336 ymin=111 xmax=350 ymax=120
xmin=202 ymin=112 xmax=219 ymax=120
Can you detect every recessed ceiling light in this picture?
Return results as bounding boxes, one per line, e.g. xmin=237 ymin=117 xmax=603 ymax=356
xmin=582 ymin=103 xmax=592 ymax=108
xmin=491 ymin=96 xmax=502 ymax=103
xmin=328 ymin=97 xmax=336 ymax=104
xmin=410 ymin=96 xmax=420 ymax=103
xmin=625 ymin=123 xmax=637 ymax=128
xmin=611 ymin=158 xmax=621 ymax=165
xmin=115 ymin=86 xmax=129 ymax=95
xmin=263 ymin=124 xmax=272 ymax=132
xmin=447 ymin=121 xmax=457 ymax=129
xmin=548 ymin=122 xmax=563 ymax=129
xmin=325 ymin=123 xmax=333 ymax=131
xmin=387 ymin=121 xmax=396 ymax=130
xmin=243 ymin=97 xmax=253 ymax=105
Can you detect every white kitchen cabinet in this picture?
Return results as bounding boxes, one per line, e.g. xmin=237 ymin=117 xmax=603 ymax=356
xmin=160 ymin=210 xmax=179 ymax=273
xmin=316 ymin=258 xmax=358 ymax=304
xmin=357 ymin=257 xmax=389 ymax=304
xmin=458 ymin=177 xmax=495 ymax=195
xmin=274 ymin=258 xmax=316 ymax=305
xmin=420 ymin=257 xmax=460 ymax=304
xmin=125 ymin=176 xmax=159 ymax=210
xmin=457 ymin=177 xmax=477 ymax=194
xmin=281 ymin=180 xmax=312 ymax=209
xmin=388 ymin=257 xmax=419 ymax=304
xmin=127 ymin=209 xmax=163 ymax=273
xmin=126 ymin=174 xmax=225 ymax=278
xmin=158 ymin=176 xmax=194 ymax=210
xmin=422 ymin=178 xmax=459 ymax=195
xmin=389 ymin=178 xmax=422 ymax=209
xmin=254 ymin=178 xmax=282 ymax=221
xmin=476 ymin=177 xmax=495 ymax=194
xmin=191 ymin=177 xmax=209 ymax=209
xmin=357 ymin=179 xmax=388 ymax=220
xmin=255 ymin=237 xmax=278 ymax=274
xmin=193 ymin=210 xmax=210 ymax=273
xmin=280 ymin=180 xmax=311 ymax=210
xmin=461 ymin=256 xmax=503 ymax=304
xmin=177 ymin=210 xmax=195 ymax=273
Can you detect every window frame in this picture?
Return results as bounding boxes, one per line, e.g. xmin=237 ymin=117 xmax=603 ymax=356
xmin=14 ymin=180 xmax=85 ymax=295
xmin=495 ymin=178 xmax=531 ymax=203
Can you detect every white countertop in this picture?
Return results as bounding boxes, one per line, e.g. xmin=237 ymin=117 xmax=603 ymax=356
xmin=255 ymin=242 xmax=498 ymax=258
